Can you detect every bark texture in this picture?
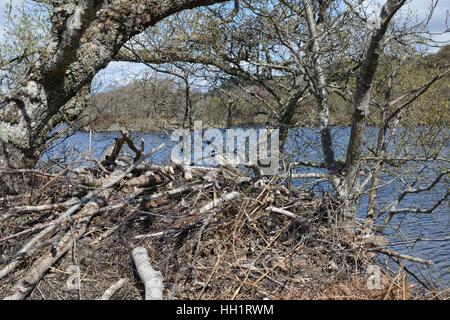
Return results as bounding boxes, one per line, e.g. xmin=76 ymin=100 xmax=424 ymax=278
xmin=304 ymin=0 xmax=336 ymax=168
xmin=338 ymin=0 xmax=407 ymax=222
xmin=344 ymin=0 xmax=407 ymax=181
xmin=132 ymin=247 xmax=164 ymax=300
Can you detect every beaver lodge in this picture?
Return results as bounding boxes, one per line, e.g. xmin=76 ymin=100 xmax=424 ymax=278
xmin=0 ymin=131 xmax=442 ymax=300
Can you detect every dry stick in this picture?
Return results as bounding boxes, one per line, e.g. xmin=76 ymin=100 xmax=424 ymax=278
xmin=105 ymin=183 xmax=207 ymax=217
xmin=192 ymin=191 xmax=240 ymax=215
xmin=134 ymin=184 xmax=229 ymax=240
xmin=102 ymin=129 xmax=143 ymax=165
xmin=0 ymin=191 xmax=138 ymax=244
xmin=123 ymin=134 xmax=144 ymax=162
xmin=176 ymin=191 xmax=241 ymax=235
xmin=383 ymin=265 xmax=405 ymax=300
xmin=35 ymin=167 xmax=71 ymax=197
xmin=136 ymin=163 xmax=175 ymax=175
xmin=377 ymin=239 xmax=431 ymax=292
xmin=134 ymin=231 xmax=170 ymax=240
xmin=232 ymin=233 xmax=282 ymax=300
xmin=197 ymin=253 xmax=222 ymax=300
xmin=132 ymin=247 xmax=164 ymax=300
xmin=3 ymin=187 xmax=115 ymax=300
xmin=102 ymin=134 xmax=126 ymax=165
xmin=143 ymin=184 xmax=209 ymax=202
xmin=188 ymin=192 xmax=240 ymax=280
xmin=3 ymin=146 xmax=162 ymax=299
xmin=90 ymin=226 xmax=119 ymax=246
xmin=0 ymin=144 xmax=165 ymax=281
xmin=215 ymin=154 xmax=246 ymax=177
xmin=265 ymin=206 xmax=301 ymax=219
xmin=99 ymin=278 xmax=128 ymax=300
xmin=8 ymin=198 xmax=78 ymax=214
xmin=0 ymin=172 xmax=122 ymax=280
xmin=376 ymin=248 xmax=433 ymax=266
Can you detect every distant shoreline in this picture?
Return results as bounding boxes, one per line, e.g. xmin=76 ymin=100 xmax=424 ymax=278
xmin=79 ymin=124 xmax=450 ymax=134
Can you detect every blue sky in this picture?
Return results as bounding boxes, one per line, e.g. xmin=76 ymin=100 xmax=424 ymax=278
xmin=1 ymin=0 xmax=449 ymax=90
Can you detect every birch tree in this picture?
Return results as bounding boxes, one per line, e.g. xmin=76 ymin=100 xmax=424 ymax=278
xmin=155 ymin=0 xmax=444 ymax=223
xmin=1 ymin=0 xmax=447 ymax=225
xmin=0 ymin=0 xmax=232 ymax=169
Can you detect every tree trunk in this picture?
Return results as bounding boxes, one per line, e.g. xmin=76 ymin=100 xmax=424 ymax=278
xmin=304 ymin=0 xmax=336 ymax=169
xmin=279 ymin=85 xmax=308 ymax=149
xmin=341 ymin=0 xmax=407 ymax=221
xmin=183 ymin=79 xmax=193 ymax=129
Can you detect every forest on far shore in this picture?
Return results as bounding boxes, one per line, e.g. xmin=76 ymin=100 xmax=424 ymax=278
xmin=83 ymin=46 xmax=450 ymax=132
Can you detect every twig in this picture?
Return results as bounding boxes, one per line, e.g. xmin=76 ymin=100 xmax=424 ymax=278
xmin=99 ymin=278 xmax=128 ymax=300
xmin=375 ymin=248 xmax=433 ymax=266
xmin=8 ymin=198 xmax=78 ymax=214
xmin=266 ymin=206 xmax=301 ymax=219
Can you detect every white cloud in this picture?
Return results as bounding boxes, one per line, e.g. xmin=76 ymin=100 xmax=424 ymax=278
xmin=93 ymin=62 xmax=149 ymax=92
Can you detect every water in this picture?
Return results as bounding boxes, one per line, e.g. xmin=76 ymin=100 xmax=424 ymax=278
xmin=42 ymin=127 xmax=449 ymax=287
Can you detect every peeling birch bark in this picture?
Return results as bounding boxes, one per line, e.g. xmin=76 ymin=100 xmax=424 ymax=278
xmin=132 ymin=247 xmax=164 ymax=300
xmin=195 ymin=191 xmax=240 ymax=215
xmin=304 ymin=0 xmax=336 ymax=168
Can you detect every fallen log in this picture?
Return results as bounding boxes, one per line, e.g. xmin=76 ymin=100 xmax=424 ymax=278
xmin=0 ymin=144 xmax=165 ymax=281
xmin=125 ymin=172 xmax=167 ymax=188
xmin=132 ymin=247 xmax=164 ymax=300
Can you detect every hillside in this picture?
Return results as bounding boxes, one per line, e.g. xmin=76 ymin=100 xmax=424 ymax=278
xmin=82 ymin=46 xmax=450 ymax=131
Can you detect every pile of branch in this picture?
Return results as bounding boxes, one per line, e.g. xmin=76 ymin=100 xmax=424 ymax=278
xmin=0 ymin=131 xmax=435 ymax=300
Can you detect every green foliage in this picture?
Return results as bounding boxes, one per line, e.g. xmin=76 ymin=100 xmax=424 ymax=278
xmin=371 ymin=46 xmax=450 ymax=128
xmin=0 ymin=2 xmax=50 ymax=96
xmin=84 ymin=46 xmax=449 ymax=131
